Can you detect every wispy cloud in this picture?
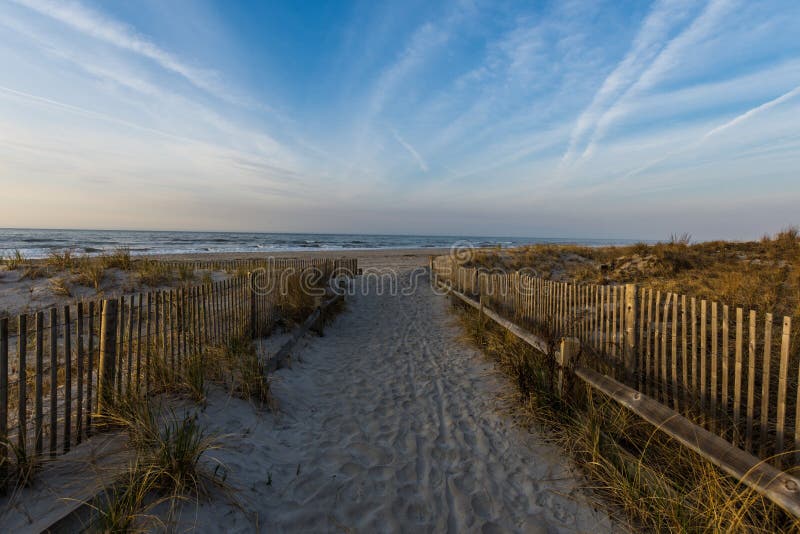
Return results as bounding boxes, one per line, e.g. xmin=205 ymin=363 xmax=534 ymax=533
xmin=11 ymin=0 xmax=250 ymax=106
xmin=561 ymin=0 xmax=697 ymax=165
xmin=576 ymin=0 xmax=736 ymax=161
xmin=391 ymin=128 xmax=428 ymax=172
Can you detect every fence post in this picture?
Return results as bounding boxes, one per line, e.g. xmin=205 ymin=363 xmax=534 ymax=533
xmin=624 ymin=284 xmax=638 ymax=383
xmin=97 ymin=299 xmax=119 ymax=416
xmin=557 ymin=337 xmax=580 ymax=398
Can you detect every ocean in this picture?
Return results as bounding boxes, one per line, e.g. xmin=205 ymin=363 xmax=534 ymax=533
xmin=0 ymin=229 xmax=640 ymax=258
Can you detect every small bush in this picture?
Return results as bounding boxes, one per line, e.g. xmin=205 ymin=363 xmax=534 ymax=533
xmin=49 ymin=277 xmax=71 ymax=296
xmin=5 ymin=250 xmax=27 ymax=270
xmin=74 ymin=258 xmax=105 ymax=290
xmin=177 ymin=264 xmax=195 ymax=283
xmin=0 ymin=436 xmax=39 ymax=488
xmin=103 ymin=247 xmax=133 ymax=270
xmin=136 ymin=260 xmax=174 ymax=287
xmin=207 ymin=337 xmax=274 ymax=408
xmin=21 ymin=265 xmax=49 ymax=280
xmin=93 ymin=461 xmax=160 ymax=533
xmin=98 ymin=399 xmax=221 ymax=497
xmin=46 ymin=248 xmax=77 ymax=270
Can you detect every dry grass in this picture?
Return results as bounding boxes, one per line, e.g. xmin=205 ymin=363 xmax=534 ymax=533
xmin=206 ymin=337 xmax=275 ymax=409
xmin=46 ymin=249 xmax=77 ymax=270
xmin=134 ymin=260 xmax=175 ymax=287
xmin=454 ymin=300 xmax=800 ymax=532
xmin=176 ymin=264 xmax=195 ymax=283
xmin=92 ymin=395 xmax=225 ymax=531
xmin=275 ymin=270 xmax=324 ymax=326
xmin=4 ymin=250 xmax=27 ymax=270
xmin=73 ymin=257 xmax=106 ymax=290
xmin=0 ymin=435 xmax=40 ymax=489
xmin=48 ymin=277 xmax=71 ymax=297
xmin=102 ymin=247 xmax=133 ymax=270
xmin=465 ymin=227 xmax=800 ymax=320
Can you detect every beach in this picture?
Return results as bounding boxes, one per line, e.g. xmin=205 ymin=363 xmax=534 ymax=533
xmin=0 ymin=250 xmax=617 ymax=532
xmin=160 ymin=269 xmax=615 ymax=532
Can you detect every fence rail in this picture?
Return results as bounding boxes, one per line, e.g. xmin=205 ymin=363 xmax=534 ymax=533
xmin=432 ymin=255 xmax=800 ymax=516
xmin=0 ymin=256 xmax=356 ymax=481
xmin=431 ymin=256 xmax=798 ymax=468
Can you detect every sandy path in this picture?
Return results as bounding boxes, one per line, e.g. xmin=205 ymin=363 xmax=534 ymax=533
xmin=181 ymin=271 xmax=616 ymax=533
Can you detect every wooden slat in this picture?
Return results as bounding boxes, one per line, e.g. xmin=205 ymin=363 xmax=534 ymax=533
xmin=661 ymin=293 xmax=671 ymax=403
xmin=63 ymin=306 xmax=71 ymax=453
xmin=681 ymin=295 xmax=688 ymax=408
xmin=86 ymin=302 xmax=94 ymax=436
xmin=745 ymin=310 xmax=757 ymax=452
xmin=35 ymin=311 xmax=44 ymax=456
xmin=49 ymin=308 xmax=57 ymax=457
xmin=638 ymin=287 xmax=646 ymax=391
xmin=605 ymin=286 xmax=611 ymax=356
xmin=722 ymin=305 xmax=730 ymax=423
xmin=711 ymin=302 xmax=718 ymax=431
xmin=17 ymin=315 xmax=26 ymax=453
xmin=0 ymin=318 xmax=7 ymax=479
xmin=691 ymin=297 xmax=697 ymax=397
xmin=700 ymin=300 xmax=707 ymax=413
xmin=116 ymin=296 xmax=124 ymax=395
xmin=76 ymin=303 xmax=84 ymax=444
xmin=653 ymin=291 xmax=662 ymax=398
xmin=612 ymin=285 xmax=618 ymax=360
xmin=759 ymin=313 xmax=773 ymax=455
xmin=734 ymin=308 xmax=744 ymax=430
xmin=126 ymin=295 xmax=134 ymax=393
xmin=776 ymin=317 xmax=791 ymax=460
xmin=145 ymin=293 xmax=152 ymax=394
xmin=646 ymin=289 xmax=653 ymax=395
xmin=671 ymin=295 xmax=678 ymax=410
xmin=136 ymin=294 xmax=143 ymax=393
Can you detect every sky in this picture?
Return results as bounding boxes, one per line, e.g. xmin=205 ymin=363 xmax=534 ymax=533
xmin=0 ymin=0 xmax=799 ymax=240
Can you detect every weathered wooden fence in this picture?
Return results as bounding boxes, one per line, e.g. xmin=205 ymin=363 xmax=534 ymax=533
xmin=432 ymin=255 xmax=800 ymax=514
xmin=0 ymin=257 xmax=356 ymax=480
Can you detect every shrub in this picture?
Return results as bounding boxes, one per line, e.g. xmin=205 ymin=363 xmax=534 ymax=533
xmin=49 ymin=277 xmax=71 ymax=296
xmin=46 ymin=248 xmax=76 ymax=270
xmin=74 ymin=258 xmax=105 ymax=290
xmin=177 ymin=264 xmax=195 ymax=283
xmin=6 ymin=250 xmax=27 ymax=270
xmin=136 ymin=260 xmax=174 ymax=287
xmin=103 ymin=247 xmax=133 ymax=270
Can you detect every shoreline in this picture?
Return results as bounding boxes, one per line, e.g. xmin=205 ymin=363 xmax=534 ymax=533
xmin=149 ymin=247 xmax=449 ymax=269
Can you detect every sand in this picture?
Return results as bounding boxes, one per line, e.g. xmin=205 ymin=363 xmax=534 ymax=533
xmin=164 ymin=269 xmax=617 ymax=532
xmin=0 ymin=248 xmax=443 ymax=317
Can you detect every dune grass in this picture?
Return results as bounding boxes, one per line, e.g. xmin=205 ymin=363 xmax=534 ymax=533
xmin=453 ymin=298 xmax=800 ymax=532
xmin=466 ymin=227 xmax=800 ymax=319
xmin=93 ymin=394 xmax=224 ymax=531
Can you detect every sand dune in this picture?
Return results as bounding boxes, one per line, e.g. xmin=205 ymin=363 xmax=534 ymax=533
xmin=170 ymin=271 xmax=617 ymax=532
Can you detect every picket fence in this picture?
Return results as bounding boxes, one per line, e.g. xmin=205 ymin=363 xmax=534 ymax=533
xmin=0 ymin=257 xmax=357 ymax=482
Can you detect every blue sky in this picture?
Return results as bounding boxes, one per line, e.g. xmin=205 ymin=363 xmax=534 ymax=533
xmin=0 ymin=0 xmax=799 ymax=240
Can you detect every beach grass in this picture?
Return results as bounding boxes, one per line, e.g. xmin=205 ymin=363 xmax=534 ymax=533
xmin=453 ymin=299 xmax=800 ymax=532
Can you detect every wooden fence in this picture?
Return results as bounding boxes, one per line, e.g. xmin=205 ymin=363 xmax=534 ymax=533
xmin=0 ymin=257 xmax=356 ymax=481
xmin=431 ymin=256 xmax=800 ymax=467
